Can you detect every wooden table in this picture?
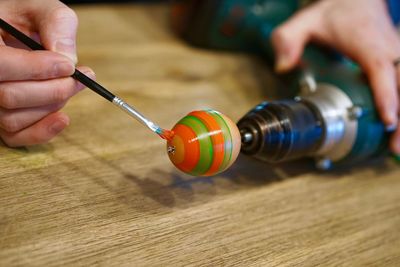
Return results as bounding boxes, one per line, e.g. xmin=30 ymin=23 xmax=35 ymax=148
xmin=1 ymin=4 xmax=400 ymax=266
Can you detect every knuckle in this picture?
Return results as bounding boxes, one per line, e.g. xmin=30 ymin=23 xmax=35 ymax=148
xmin=51 ymin=6 xmax=78 ymax=24
xmin=0 ymin=89 xmax=17 ymax=109
xmin=370 ymin=57 xmax=390 ymax=71
xmin=272 ymin=28 xmax=286 ymax=42
xmin=0 ymin=113 xmax=20 ymax=133
xmin=52 ymin=87 xmax=70 ymax=103
xmin=271 ymin=28 xmax=283 ymax=41
xmin=30 ymin=66 xmax=48 ymax=80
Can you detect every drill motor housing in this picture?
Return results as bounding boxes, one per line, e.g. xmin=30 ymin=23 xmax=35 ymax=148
xmin=172 ymin=0 xmax=387 ymax=169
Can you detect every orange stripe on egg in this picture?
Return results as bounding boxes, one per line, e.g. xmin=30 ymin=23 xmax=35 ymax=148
xmin=189 ymin=111 xmax=225 ymax=176
xmin=171 ymin=124 xmax=200 ymax=173
xmin=168 ymin=134 xmax=185 ymax=165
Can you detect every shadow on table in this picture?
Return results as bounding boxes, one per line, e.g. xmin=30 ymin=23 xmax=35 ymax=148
xmin=113 ymin=155 xmax=317 ymax=210
xmin=169 ymin=155 xmax=314 ymax=189
xmin=54 ymin=135 xmax=314 ymax=208
xmin=57 ymin=135 xmax=391 ymax=210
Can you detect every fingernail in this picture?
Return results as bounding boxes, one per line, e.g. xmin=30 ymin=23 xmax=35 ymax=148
xmin=84 ymin=70 xmax=96 ymax=80
xmin=384 ymin=110 xmax=398 ymax=131
xmin=55 ymin=38 xmax=77 ymax=64
xmin=49 ymin=120 xmax=68 ymax=135
xmin=386 ymin=123 xmax=397 ymax=132
xmin=275 ymin=55 xmax=292 ymax=73
xmin=55 ymin=61 xmax=74 ymax=77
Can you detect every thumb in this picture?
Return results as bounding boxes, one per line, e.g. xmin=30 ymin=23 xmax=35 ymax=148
xmin=272 ymin=8 xmax=318 ymax=73
xmin=34 ymin=3 xmax=78 ymax=64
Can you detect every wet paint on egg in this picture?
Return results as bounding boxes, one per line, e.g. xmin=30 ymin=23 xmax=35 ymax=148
xmin=167 ymin=110 xmax=241 ymax=176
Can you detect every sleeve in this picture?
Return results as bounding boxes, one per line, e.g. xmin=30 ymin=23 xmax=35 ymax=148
xmin=387 ymin=0 xmax=400 ymax=25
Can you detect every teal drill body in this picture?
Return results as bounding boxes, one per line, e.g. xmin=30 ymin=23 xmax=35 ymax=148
xmin=173 ymin=0 xmax=387 ymax=167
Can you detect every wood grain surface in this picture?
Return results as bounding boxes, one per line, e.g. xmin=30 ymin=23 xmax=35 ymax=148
xmin=1 ymin=4 xmax=400 ymax=267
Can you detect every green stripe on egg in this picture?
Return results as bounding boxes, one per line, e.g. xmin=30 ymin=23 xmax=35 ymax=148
xmin=178 ymin=115 xmax=214 ymax=175
xmin=206 ymin=110 xmax=233 ymax=172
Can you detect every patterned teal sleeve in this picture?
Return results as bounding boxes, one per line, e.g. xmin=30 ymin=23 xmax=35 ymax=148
xmin=387 ymin=0 xmax=400 ymax=25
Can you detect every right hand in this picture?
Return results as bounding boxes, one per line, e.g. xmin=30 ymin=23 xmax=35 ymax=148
xmin=271 ymin=0 xmax=400 ymax=154
xmin=0 ymin=0 xmax=95 ymax=147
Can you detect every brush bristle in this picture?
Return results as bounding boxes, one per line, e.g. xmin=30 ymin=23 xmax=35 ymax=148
xmin=159 ymin=129 xmax=175 ymax=141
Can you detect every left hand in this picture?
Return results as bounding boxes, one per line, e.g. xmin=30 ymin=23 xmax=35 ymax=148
xmin=0 ymin=0 xmax=94 ymax=147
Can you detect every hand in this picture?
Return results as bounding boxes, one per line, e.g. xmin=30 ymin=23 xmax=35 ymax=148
xmin=0 ymin=0 xmax=94 ymax=147
xmin=271 ymin=0 xmax=400 ymax=155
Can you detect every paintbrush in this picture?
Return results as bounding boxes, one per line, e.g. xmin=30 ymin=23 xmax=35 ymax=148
xmin=0 ymin=18 xmax=173 ymax=140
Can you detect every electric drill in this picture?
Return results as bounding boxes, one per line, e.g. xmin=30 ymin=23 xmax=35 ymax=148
xmin=171 ymin=0 xmax=388 ymax=170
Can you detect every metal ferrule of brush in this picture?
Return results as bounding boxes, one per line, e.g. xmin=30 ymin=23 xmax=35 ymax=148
xmin=112 ymin=96 xmax=161 ymax=133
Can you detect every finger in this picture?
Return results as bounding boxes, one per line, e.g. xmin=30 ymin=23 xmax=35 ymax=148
xmin=328 ymin=23 xmax=398 ymax=127
xmin=391 ymin=126 xmax=400 ymax=155
xmin=0 ymin=112 xmax=69 ymax=147
xmin=0 ymin=17 xmax=41 ymax=48
xmin=0 ymin=102 xmax=66 ymax=133
xmin=3 ymin=32 xmax=41 ymax=50
xmin=357 ymin=53 xmax=398 ymax=128
xmin=397 ymin=63 xmax=400 ymax=116
xmin=32 ymin=2 xmax=78 ymax=63
xmin=272 ymin=7 xmax=320 ymax=72
xmin=0 ymin=46 xmax=74 ymax=81
xmin=391 ymin=66 xmax=400 ymax=155
xmin=0 ymin=67 xmax=94 ymax=109
xmin=315 ymin=12 xmax=400 ymax=129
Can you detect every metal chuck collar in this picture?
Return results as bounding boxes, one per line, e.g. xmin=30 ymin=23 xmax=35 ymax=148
xmin=237 ymin=74 xmax=361 ymax=170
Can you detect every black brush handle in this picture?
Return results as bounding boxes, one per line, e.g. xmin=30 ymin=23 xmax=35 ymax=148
xmin=0 ymin=18 xmax=115 ymax=102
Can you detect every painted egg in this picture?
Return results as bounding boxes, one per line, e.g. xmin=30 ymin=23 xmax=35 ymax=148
xmin=167 ymin=110 xmax=241 ymax=176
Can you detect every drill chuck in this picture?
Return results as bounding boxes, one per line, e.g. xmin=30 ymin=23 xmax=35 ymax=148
xmin=237 ymin=83 xmax=364 ymax=168
xmin=238 ymin=100 xmax=324 ymax=162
